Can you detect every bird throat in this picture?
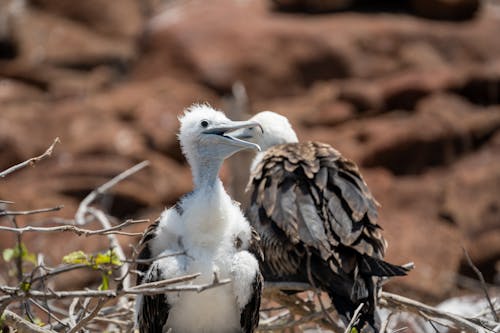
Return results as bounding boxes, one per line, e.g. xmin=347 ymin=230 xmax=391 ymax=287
xmin=191 ymin=156 xmax=223 ymax=190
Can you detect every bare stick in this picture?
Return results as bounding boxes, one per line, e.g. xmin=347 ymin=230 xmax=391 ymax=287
xmin=87 ymin=207 xmax=131 ymax=291
xmin=264 ymin=290 xmax=341 ymax=331
xmin=380 ymin=291 xmax=487 ymax=332
xmin=29 ymin=298 xmax=67 ymax=329
xmin=73 ymin=161 xmax=150 ymax=296
xmin=2 ymin=309 xmax=52 ymax=333
xmin=125 ymin=251 xmax=186 ymax=264
xmin=463 ymin=248 xmax=499 ymax=321
xmin=0 ymin=219 xmax=148 ymax=236
xmin=75 ymin=160 xmax=150 ymax=225
xmin=0 ymin=205 xmax=63 ymax=217
xmin=259 ymin=306 xmax=337 ymax=330
xmin=68 ymin=298 xmax=79 ymax=329
xmin=132 ymin=273 xmax=200 ymax=290
xmin=67 ymin=298 xmax=106 ymax=333
xmin=380 ymin=311 xmax=394 ymax=333
xmin=0 ymin=138 xmax=60 ymax=178
xmin=0 ymin=276 xmax=231 ymax=301
xmin=344 ymin=303 xmax=364 ymax=333
xmin=0 ymin=200 xmax=14 ymax=204
xmin=265 ymin=282 xmax=493 ymax=332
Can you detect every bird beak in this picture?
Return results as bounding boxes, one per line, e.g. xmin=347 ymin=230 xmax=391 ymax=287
xmin=203 ymin=120 xmax=262 ymax=151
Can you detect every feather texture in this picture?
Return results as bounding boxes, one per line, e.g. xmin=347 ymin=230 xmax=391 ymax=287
xmin=247 ymin=141 xmax=409 ymax=332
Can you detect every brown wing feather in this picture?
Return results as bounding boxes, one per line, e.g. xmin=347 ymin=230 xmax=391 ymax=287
xmin=248 ymin=141 xmax=387 ymax=267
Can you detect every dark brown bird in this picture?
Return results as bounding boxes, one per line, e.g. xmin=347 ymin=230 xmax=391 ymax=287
xmin=235 ymin=111 xmax=409 ymax=333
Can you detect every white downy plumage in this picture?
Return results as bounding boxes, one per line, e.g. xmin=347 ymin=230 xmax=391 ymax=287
xmin=135 ymin=104 xmax=263 ymax=333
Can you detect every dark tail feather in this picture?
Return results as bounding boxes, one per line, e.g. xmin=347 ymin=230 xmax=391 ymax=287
xmin=359 ymin=255 xmax=411 ymax=277
xmin=328 ymin=293 xmax=380 ymax=333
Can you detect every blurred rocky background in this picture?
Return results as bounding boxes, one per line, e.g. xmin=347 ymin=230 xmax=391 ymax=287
xmin=1 ymin=0 xmax=499 ymax=311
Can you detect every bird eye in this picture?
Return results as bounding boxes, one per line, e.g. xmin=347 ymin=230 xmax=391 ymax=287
xmin=200 ymin=120 xmax=209 ymax=128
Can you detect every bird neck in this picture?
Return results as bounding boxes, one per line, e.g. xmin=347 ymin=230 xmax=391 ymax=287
xmin=191 ymin=156 xmax=223 ymax=190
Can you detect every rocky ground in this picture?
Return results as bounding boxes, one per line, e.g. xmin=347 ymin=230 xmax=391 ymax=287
xmin=1 ymin=0 xmax=499 ymax=304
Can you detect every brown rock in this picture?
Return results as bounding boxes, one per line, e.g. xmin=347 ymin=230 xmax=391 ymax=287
xmin=0 ymin=78 xmax=45 ymax=104
xmin=30 ymin=0 xmax=144 ymax=38
xmin=134 ymin=0 xmax=500 ymax=100
xmin=441 ymin=133 xmax=500 ymax=279
xmin=10 ymin=7 xmax=135 ymax=66
xmin=337 ymin=79 xmax=383 ymax=112
xmin=306 ymin=94 xmax=500 ymax=175
xmin=302 ymin=100 xmax=356 ymax=127
xmin=134 ymin=0 xmax=352 ymax=99
xmin=90 ymin=77 xmax=219 ymax=161
xmin=271 ymin=0 xmax=354 ymax=12
xmin=411 ymin=0 xmax=481 ymax=20
xmin=363 ymin=169 xmax=463 ymax=301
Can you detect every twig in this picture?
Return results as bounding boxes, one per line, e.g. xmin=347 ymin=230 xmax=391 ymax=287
xmin=380 ymin=311 xmax=394 ymax=333
xmin=0 ymin=200 xmax=14 ymax=204
xmin=75 ymin=160 xmax=150 ymax=225
xmin=463 ymin=247 xmax=499 ymax=321
xmin=124 ymin=251 xmax=186 ymax=264
xmin=265 ymin=282 xmax=493 ymax=332
xmin=259 ymin=306 xmax=337 ymax=330
xmin=68 ymin=298 xmax=79 ymax=329
xmin=380 ymin=291 xmax=487 ymax=332
xmin=264 ymin=290 xmax=341 ymax=331
xmin=2 ymin=309 xmax=52 ymax=333
xmin=132 ymin=273 xmax=200 ymax=290
xmin=344 ymin=303 xmax=364 ymax=333
xmin=67 ymin=298 xmax=106 ymax=333
xmin=0 ymin=138 xmax=60 ymax=178
xmin=0 ymin=205 xmax=64 ymax=217
xmin=29 ymin=298 xmax=67 ymax=329
xmin=0 ymin=275 xmax=231 ymax=301
xmin=0 ymin=219 xmax=148 ymax=235
xmin=74 ymin=160 xmax=150 ymax=294
xmin=86 ymin=207 xmax=131 ymax=292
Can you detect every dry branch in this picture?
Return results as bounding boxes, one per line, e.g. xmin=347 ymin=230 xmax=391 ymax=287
xmin=74 ymin=160 xmax=150 ymax=292
xmin=380 ymin=291 xmax=488 ymax=332
xmin=463 ymin=247 xmax=499 ymax=322
xmin=75 ymin=160 xmax=150 ymax=226
xmin=344 ymin=303 xmax=364 ymax=333
xmin=0 ymin=138 xmax=60 ymax=178
xmin=0 ymin=219 xmax=148 ymax=235
xmin=0 ymin=205 xmax=63 ymax=217
xmin=2 ymin=309 xmax=52 ymax=333
xmin=264 ymin=282 xmax=497 ymax=332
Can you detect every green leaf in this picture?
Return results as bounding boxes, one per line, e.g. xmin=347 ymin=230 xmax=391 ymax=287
xmin=99 ymin=273 xmax=109 ymax=291
xmin=2 ymin=248 xmax=14 ymax=262
xmin=20 ymin=281 xmax=31 ymax=292
xmin=350 ymin=328 xmax=359 ymax=333
xmin=62 ymin=251 xmax=89 ymax=265
xmin=94 ymin=250 xmax=122 ymax=267
xmin=20 ymin=244 xmax=37 ymax=265
xmin=33 ymin=317 xmax=45 ymax=327
xmin=3 ymin=243 xmax=37 ymax=265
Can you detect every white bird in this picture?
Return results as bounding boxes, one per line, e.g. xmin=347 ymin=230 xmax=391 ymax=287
xmin=234 ymin=111 xmax=409 ymax=333
xmin=135 ymin=104 xmax=263 ymax=333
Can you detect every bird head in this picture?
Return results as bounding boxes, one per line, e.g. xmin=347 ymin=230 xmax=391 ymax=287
xmin=178 ymin=104 xmax=262 ymax=165
xmin=233 ymin=111 xmax=298 ymax=151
